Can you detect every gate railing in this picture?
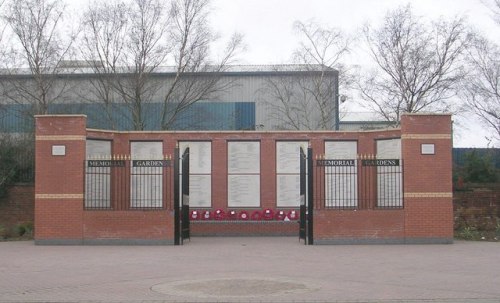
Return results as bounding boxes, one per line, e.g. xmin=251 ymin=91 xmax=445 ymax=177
xmin=174 ymin=146 xmax=190 ymax=245
xmin=299 ymin=146 xmax=314 ymax=245
xmin=314 ymin=155 xmax=403 ymax=210
xmin=84 ymin=156 xmax=173 ymax=210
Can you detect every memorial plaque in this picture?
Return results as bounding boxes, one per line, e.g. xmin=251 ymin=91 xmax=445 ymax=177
xmin=52 ymin=145 xmax=66 ymax=156
xmin=325 ymin=141 xmax=357 ymax=159
xmin=189 ymin=175 xmax=211 ymax=208
xmin=228 ymin=175 xmax=260 ymax=207
xmin=276 ymin=141 xmax=308 ymax=174
xmin=276 ymin=141 xmax=308 ymax=207
xmin=131 ymin=141 xmax=163 ymax=160
xmin=179 ymin=142 xmax=212 ymax=207
xmin=277 ymin=175 xmax=301 ymax=207
xmin=377 ymin=139 xmax=401 ymax=159
xmin=421 ymin=143 xmax=435 ymax=155
xmin=228 ymin=141 xmax=260 ymax=174
xmin=179 ymin=142 xmax=211 ymax=174
xmin=86 ymin=140 xmax=111 ymax=158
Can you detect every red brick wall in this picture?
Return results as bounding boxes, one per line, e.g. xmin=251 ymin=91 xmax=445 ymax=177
xmin=454 ymin=188 xmax=500 ymax=231
xmin=314 ymin=210 xmax=405 ymax=244
xmin=83 ymin=211 xmax=174 ymax=244
xmin=191 ymin=221 xmax=297 ymax=236
xmin=401 ymin=114 xmax=453 ymax=243
xmin=35 ymin=115 xmax=87 ymax=244
xmin=0 ymin=184 xmax=34 ymax=233
xmin=35 ymin=114 xmax=453 ymax=244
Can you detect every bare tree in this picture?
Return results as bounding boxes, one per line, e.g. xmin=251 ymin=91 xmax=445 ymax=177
xmin=262 ymin=20 xmax=352 ymax=130
xmin=461 ymin=28 xmax=500 ymax=142
xmin=79 ymin=0 xmax=130 ymax=129
xmin=79 ymin=0 xmax=243 ymax=131
xmin=80 ymin=0 xmax=169 ymax=130
xmin=158 ymin=0 xmax=242 ymax=130
xmin=260 ymin=66 xmax=338 ymax=130
xmin=482 ymin=0 xmax=500 ymax=25
xmin=1 ymin=0 xmax=75 ymax=116
xmin=293 ymin=20 xmax=353 ymax=88
xmin=358 ymin=5 xmax=471 ymax=123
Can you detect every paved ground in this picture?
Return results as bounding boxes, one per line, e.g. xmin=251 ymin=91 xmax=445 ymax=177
xmin=0 ymin=238 xmax=499 ymax=303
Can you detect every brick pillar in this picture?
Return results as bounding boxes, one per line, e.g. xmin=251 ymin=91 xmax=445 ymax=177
xmin=401 ymin=114 xmax=453 ymax=244
xmin=34 ymin=115 xmax=87 ymax=245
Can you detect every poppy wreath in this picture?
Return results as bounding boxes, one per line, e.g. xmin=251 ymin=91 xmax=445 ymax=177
xmin=239 ymin=211 xmax=250 ymax=220
xmin=201 ymin=210 xmax=212 ymax=220
xmin=227 ymin=210 xmax=238 ymax=220
xmin=190 ymin=210 xmax=200 ymax=220
xmin=288 ymin=210 xmax=299 ymax=220
xmin=250 ymin=210 xmax=262 ymax=220
xmin=214 ymin=209 xmax=226 ymax=220
xmin=263 ymin=208 xmax=274 ymax=220
xmin=275 ymin=210 xmax=286 ymax=221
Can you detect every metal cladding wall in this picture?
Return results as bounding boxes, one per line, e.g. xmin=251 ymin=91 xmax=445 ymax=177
xmin=34 ymin=113 xmax=453 ymax=245
xmin=1 ymin=67 xmax=339 ymax=133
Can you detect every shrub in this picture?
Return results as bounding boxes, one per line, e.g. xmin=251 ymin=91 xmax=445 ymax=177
xmin=462 ymin=151 xmax=497 ymax=183
xmin=14 ymin=222 xmax=34 ymax=237
xmin=455 ymin=226 xmax=481 ymax=240
xmin=23 ymin=222 xmax=34 ymax=236
xmin=15 ymin=224 xmax=26 ymax=237
xmin=0 ymin=134 xmax=34 ymax=197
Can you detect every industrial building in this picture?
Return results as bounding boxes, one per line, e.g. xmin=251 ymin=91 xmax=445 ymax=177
xmin=1 ymin=64 xmax=345 ymax=133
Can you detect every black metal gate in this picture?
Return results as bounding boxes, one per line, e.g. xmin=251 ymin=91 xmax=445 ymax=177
xmin=299 ymin=147 xmax=306 ymax=242
xmin=174 ymin=146 xmax=190 ymax=245
xmin=181 ymin=147 xmax=190 ymax=242
xmin=299 ymin=146 xmax=314 ymax=245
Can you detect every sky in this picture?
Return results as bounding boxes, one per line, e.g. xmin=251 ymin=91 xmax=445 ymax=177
xmin=67 ymin=0 xmax=498 ymax=147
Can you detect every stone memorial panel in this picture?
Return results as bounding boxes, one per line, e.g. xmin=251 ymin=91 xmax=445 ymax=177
xmin=189 ymin=175 xmax=211 ymax=208
xmin=228 ymin=141 xmax=260 ymax=174
xmin=276 ymin=141 xmax=308 ymax=174
xmin=277 ymin=175 xmax=301 ymax=207
xmin=228 ymin=175 xmax=260 ymax=207
xmin=179 ymin=142 xmax=212 ymax=207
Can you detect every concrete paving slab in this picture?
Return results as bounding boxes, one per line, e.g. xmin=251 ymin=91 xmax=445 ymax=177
xmin=0 ymin=238 xmax=499 ymax=302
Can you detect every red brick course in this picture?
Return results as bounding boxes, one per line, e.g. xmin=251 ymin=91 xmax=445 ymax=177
xmin=34 ymin=114 xmax=453 ymax=244
xmin=0 ymin=184 xmax=34 ymax=234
